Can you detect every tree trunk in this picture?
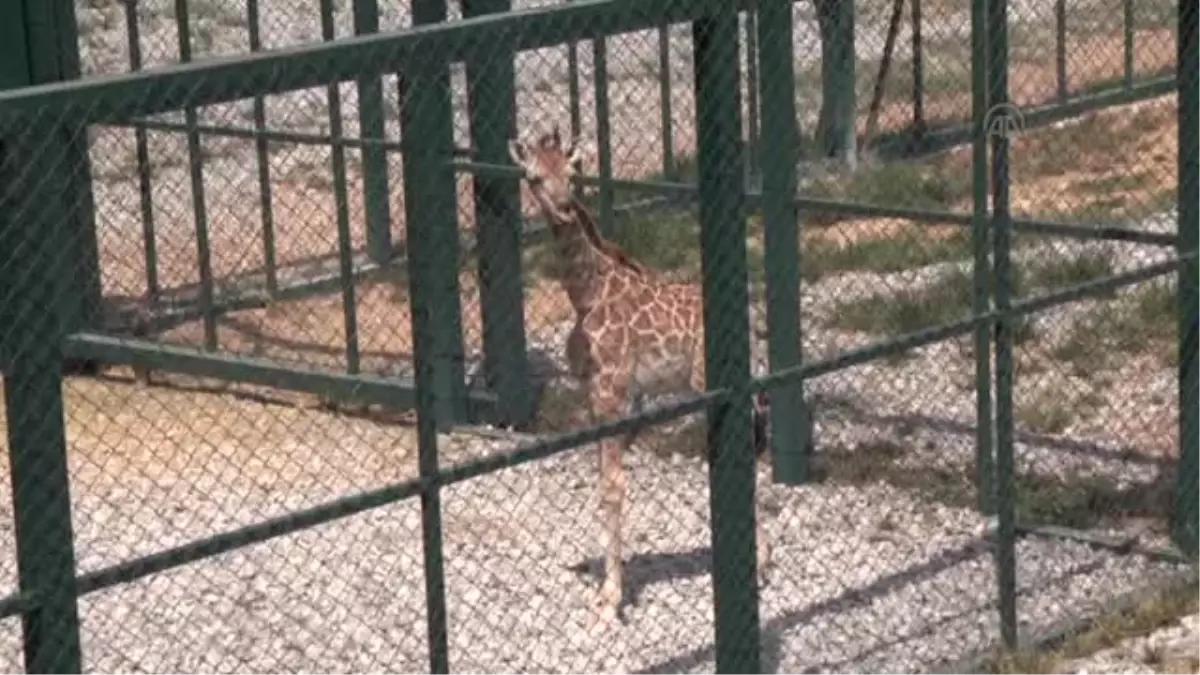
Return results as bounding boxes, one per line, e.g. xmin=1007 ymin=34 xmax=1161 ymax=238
xmin=862 ymin=0 xmax=905 ymax=155
xmin=814 ymin=0 xmax=857 ymax=168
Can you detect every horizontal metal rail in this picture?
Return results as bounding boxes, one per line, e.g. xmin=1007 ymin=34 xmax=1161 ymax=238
xmin=0 ymin=0 xmax=750 ymax=124
xmin=456 ymin=160 xmax=1181 ymax=248
xmin=62 ymin=332 xmax=500 ymax=422
xmin=751 ymin=254 xmax=1195 ymax=394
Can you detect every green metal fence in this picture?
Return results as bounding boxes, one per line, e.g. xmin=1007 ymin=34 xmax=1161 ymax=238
xmin=0 ymin=0 xmax=1196 ymax=671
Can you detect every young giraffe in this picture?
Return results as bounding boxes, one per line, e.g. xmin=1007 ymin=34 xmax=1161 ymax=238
xmin=508 ymin=126 xmax=774 ymax=628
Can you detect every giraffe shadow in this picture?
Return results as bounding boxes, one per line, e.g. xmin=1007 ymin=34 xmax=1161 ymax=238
xmin=567 ymin=546 xmax=717 ymax=619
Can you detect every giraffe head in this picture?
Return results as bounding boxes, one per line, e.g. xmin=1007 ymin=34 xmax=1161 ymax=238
xmin=508 ymin=125 xmax=585 ymax=222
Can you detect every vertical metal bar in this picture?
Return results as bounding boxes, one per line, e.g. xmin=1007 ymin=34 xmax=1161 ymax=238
xmin=759 ymin=0 xmax=809 ymax=485
xmin=566 ymin=1 xmax=583 ymax=201
xmin=246 ymin=0 xmax=278 ymax=297
xmin=125 ymin=0 xmax=160 ymax=304
xmin=593 ymin=34 xmax=615 ymax=237
xmin=658 ymin=23 xmax=675 ymax=179
xmin=353 ymin=0 xmax=393 ymax=264
xmin=987 ymin=0 xmax=1019 ymax=649
xmin=971 ymin=0 xmax=995 ymax=517
xmin=413 ymin=331 xmax=450 ymax=675
xmin=23 ymin=0 xmax=101 ymax=335
xmin=911 ymin=0 xmax=926 ymax=139
xmin=694 ymin=6 xmax=761 ymax=670
xmin=175 ymin=0 xmax=217 ymax=351
xmin=744 ymin=10 xmax=760 ymax=183
xmin=0 ymin=118 xmax=84 ymax=675
xmin=1055 ymin=0 xmax=1068 ymax=101
xmin=1123 ymin=0 xmax=1135 ymax=90
xmin=1172 ymin=0 xmax=1198 ymax=558
xmin=404 ymin=4 xmax=454 ymax=667
xmin=320 ymin=0 xmax=362 ymax=375
xmin=401 ymin=0 xmax=468 ymax=429
xmin=464 ymin=0 xmax=534 ymax=427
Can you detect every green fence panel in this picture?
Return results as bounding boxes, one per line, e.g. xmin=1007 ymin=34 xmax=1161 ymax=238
xmin=986 ymin=0 xmax=1019 ymax=650
xmin=0 ymin=117 xmax=85 ymax=674
xmin=693 ymin=6 xmax=762 ymax=670
xmin=1173 ymin=0 xmax=1199 ymax=558
xmin=353 ymin=0 xmax=394 ymax=265
xmin=756 ymin=0 xmax=811 ymax=485
xmin=0 ymin=0 xmax=1195 ymax=670
xmin=399 ymin=0 xmax=469 ymax=428
xmin=464 ymin=0 xmax=535 ymax=428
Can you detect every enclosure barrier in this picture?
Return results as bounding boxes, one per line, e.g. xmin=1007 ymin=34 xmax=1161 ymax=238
xmin=0 ymin=0 xmax=1196 ymax=671
xmin=15 ymin=0 xmax=1185 ymax=434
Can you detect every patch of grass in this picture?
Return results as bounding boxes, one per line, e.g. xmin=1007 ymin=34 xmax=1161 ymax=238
xmin=610 ymin=207 xmax=700 ymax=275
xmin=987 ymin=579 xmax=1199 ymax=674
xmin=802 ymin=228 xmax=973 ymax=281
xmin=1051 ymin=279 xmax=1178 ymax=373
xmin=1016 ymin=386 xmax=1078 ymax=435
xmin=1022 ymin=248 xmax=1117 ymax=294
xmin=817 ymin=432 xmax=1173 ymax=531
xmin=806 ymin=159 xmax=974 ymax=213
xmin=829 ymin=265 xmax=1037 ymax=341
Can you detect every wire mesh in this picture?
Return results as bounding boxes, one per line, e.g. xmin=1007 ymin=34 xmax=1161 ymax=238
xmin=0 ymin=0 xmax=1194 ymax=672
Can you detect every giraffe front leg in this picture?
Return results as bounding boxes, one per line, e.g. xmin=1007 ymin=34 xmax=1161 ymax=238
xmin=755 ymin=516 xmax=773 ymax=588
xmin=753 ymin=447 xmax=774 ymax=588
xmin=592 ymin=435 xmax=628 ymax=630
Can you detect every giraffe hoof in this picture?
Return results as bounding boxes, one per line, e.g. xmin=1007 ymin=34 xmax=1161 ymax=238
xmin=588 ymin=580 xmax=623 ymax=634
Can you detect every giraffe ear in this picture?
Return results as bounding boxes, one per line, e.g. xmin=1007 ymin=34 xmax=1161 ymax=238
xmin=565 ymin=137 xmax=589 ymax=167
xmin=508 ymin=139 xmax=527 ymax=167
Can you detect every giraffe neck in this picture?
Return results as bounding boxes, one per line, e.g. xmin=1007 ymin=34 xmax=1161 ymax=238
xmin=547 ymin=199 xmax=645 ymax=313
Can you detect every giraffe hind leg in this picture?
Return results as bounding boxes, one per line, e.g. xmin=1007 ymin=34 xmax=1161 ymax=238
xmin=588 ymin=381 xmax=630 ymax=631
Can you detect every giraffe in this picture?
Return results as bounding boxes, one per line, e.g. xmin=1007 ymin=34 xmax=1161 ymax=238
xmin=508 ymin=125 xmax=774 ymax=629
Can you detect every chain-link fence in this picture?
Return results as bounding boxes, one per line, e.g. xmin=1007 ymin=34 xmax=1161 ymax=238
xmin=0 ymin=0 xmax=1196 ymax=671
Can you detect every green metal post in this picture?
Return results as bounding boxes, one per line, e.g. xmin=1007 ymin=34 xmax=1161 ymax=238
xmin=124 ymin=1 xmax=161 ymax=304
xmin=402 ymin=0 xmax=455 ymax=665
xmin=987 ymin=0 xmax=1019 ymax=649
xmin=247 ymin=0 xmax=277 ymax=296
xmin=758 ymin=0 xmax=810 ymax=485
xmin=400 ymin=0 xmax=468 ymax=428
xmin=694 ymin=7 xmax=762 ymax=671
xmin=353 ymin=0 xmax=394 ymax=264
xmin=0 ymin=117 xmax=84 ymax=674
xmin=408 ymin=210 xmax=452 ymax=675
xmin=14 ymin=0 xmax=100 ymax=336
xmin=658 ymin=24 xmax=675 ymax=179
xmin=463 ymin=0 xmax=535 ymax=427
xmin=593 ymin=35 xmax=615 ymax=237
xmin=744 ymin=10 xmax=760 ymax=183
xmin=971 ymin=0 xmax=995 ymax=516
xmin=1123 ymin=0 xmax=1135 ymax=90
xmin=1055 ymin=0 xmax=1067 ymax=101
xmin=1171 ymin=0 xmax=1198 ymax=558
xmin=175 ymin=0 xmax=217 ymax=351
xmin=567 ymin=23 xmax=583 ymax=202
xmin=320 ymin=0 xmax=362 ymax=376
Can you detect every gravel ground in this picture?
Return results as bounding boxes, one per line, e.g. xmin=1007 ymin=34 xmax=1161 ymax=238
xmin=0 ymin=358 xmax=1190 ymax=673
xmin=0 ymin=1 xmax=1187 ymax=672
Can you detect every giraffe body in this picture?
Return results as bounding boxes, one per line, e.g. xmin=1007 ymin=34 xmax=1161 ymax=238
xmin=509 ymin=128 xmax=773 ymax=629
